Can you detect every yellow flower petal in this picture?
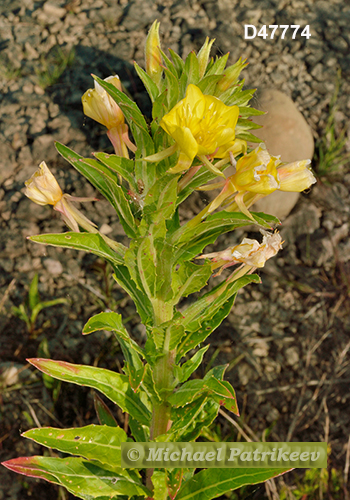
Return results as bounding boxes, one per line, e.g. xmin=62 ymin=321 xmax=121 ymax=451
xmin=24 ymin=162 xmax=63 ymax=206
xmin=159 ymin=84 xmax=240 ymax=173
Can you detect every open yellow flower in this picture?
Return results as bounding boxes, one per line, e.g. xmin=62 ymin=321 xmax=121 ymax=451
xmin=197 ymin=230 xmax=283 ymax=278
xmin=82 ymin=75 xmax=136 ymax=157
xmin=150 ymin=84 xmax=240 ymax=176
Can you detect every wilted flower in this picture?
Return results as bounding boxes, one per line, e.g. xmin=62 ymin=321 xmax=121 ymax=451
xmin=82 ymin=75 xmax=136 ymax=157
xmin=204 ymin=144 xmax=281 ymax=219
xmin=198 ymin=230 xmax=283 ymax=278
xmin=278 ymin=159 xmax=316 ymax=192
xmin=25 ymin=162 xmax=97 ymax=233
xmin=25 ymin=161 xmax=63 ymax=206
xmin=145 ymin=20 xmax=163 ymax=87
xmin=147 ymin=84 xmax=241 ymax=176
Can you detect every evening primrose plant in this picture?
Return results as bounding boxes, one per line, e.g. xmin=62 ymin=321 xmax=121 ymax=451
xmin=3 ymin=21 xmax=316 ymax=500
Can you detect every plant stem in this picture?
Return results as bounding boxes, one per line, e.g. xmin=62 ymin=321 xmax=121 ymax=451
xmin=147 ymin=298 xmax=175 ymax=494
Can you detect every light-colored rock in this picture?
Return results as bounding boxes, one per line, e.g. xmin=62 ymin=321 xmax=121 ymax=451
xmin=44 ymin=258 xmax=63 ymax=275
xmin=251 ymin=89 xmax=315 ymax=220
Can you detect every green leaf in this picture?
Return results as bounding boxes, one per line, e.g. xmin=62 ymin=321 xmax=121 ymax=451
xmin=174 ymin=345 xmax=209 ymax=383
xmin=171 ymin=261 xmax=212 ymax=303
xmin=83 ymin=312 xmax=144 ymax=358
xmin=164 ymin=67 xmax=180 ymax=110
xmin=176 ymin=468 xmax=292 ymax=500
xmin=153 ymin=470 xmax=168 ymax=500
xmin=112 ymin=266 xmax=154 ymax=326
xmin=176 ymin=294 xmax=236 ymax=360
xmin=179 ymin=52 xmax=200 ymax=96
xmin=23 ymin=424 xmax=127 ymax=466
xmin=28 ymin=273 xmax=40 ymax=310
xmin=143 ymin=174 xmax=178 ymax=223
xmin=159 ymin=396 xmax=218 ymax=442
xmin=176 ymin=275 xmax=260 ymax=360
xmin=205 ymin=53 xmax=229 ymax=77
xmin=93 ymin=152 xmax=137 ymax=190
xmin=238 ymin=107 xmax=265 ymax=118
xmin=168 ymin=375 xmax=238 ymax=415
xmin=29 ymin=232 xmax=126 ymax=267
xmin=129 ymin=415 xmax=149 ymax=442
xmin=3 ymin=456 xmax=150 ymax=499
xmin=83 ymin=312 xmax=145 ymax=392
xmin=93 ymin=393 xmax=118 ymax=427
xmin=134 ymin=62 xmax=159 ymax=103
xmin=168 ymin=48 xmax=185 ymax=76
xmin=197 ymin=75 xmax=223 ymax=95
xmin=167 ymin=469 xmax=184 ymax=500
xmin=28 ymin=358 xmax=151 ymax=426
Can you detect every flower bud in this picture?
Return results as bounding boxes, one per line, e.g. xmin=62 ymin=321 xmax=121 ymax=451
xmin=82 ymin=75 xmax=125 ymax=130
xmin=24 ymin=161 xmax=63 ymax=206
xmin=216 ymin=58 xmax=248 ymax=93
xmin=145 ymin=20 xmax=163 ymax=86
xmin=197 ymin=37 xmax=215 ymax=78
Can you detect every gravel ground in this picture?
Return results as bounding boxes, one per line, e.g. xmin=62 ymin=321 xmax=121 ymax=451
xmin=1 ymin=1 xmax=350 ymax=499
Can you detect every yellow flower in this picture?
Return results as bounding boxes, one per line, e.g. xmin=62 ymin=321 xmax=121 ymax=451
xmin=82 ymin=75 xmax=124 ymax=130
xmin=198 ymin=230 xmax=282 ymax=277
xmin=159 ymin=84 xmax=240 ymax=175
xmin=82 ymin=75 xmax=136 ymax=157
xmin=25 ymin=162 xmax=97 ymax=233
xmin=205 ymin=144 xmax=281 ymax=219
xmin=145 ymin=20 xmax=163 ymax=87
xmin=25 ymin=161 xmax=63 ymax=206
xmin=278 ymin=159 xmax=316 ymax=191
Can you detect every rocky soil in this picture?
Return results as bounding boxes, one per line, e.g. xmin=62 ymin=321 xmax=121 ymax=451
xmin=1 ymin=0 xmax=350 ymax=499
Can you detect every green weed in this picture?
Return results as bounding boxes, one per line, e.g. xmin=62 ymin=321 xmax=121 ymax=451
xmin=314 ymin=69 xmax=350 ymax=177
xmin=12 ymin=273 xmax=68 ymax=337
xmin=35 ymin=45 xmax=75 ymax=89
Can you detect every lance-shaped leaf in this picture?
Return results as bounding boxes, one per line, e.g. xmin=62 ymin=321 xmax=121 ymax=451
xmin=174 ymin=345 xmax=209 ymax=384
xmin=83 ymin=312 xmax=144 ymax=358
xmin=112 ymin=265 xmax=153 ymax=326
xmin=134 ymin=62 xmax=159 ymax=103
xmin=29 ymin=232 xmax=126 ymax=267
xmin=83 ymin=312 xmax=145 ymax=391
xmin=205 ymin=53 xmax=229 ymax=77
xmin=176 ymin=468 xmax=292 ymax=500
xmin=94 ymin=393 xmax=118 ymax=427
xmin=2 ymin=456 xmax=150 ymax=499
xmin=23 ymin=424 xmax=127 ymax=466
xmin=28 ymin=358 xmax=151 ymax=426
xmin=176 ymin=274 xmax=260 ymax=360
xmin=168 ymin=375 xmax=238 ymax=415
xmin=167 ymin=469 xmax=184 ymax=500
xmin=56 ymin=143 xmax=138 ymax=238
xmin=171 ymin=261 xmax=212 ymax=303
xmin=176 ymin=294 xmax=235 ymax=360
xmin=129 ymin=415 xmax=150 ymax=442
xmin=93 ymin=152 xmax=137 ymax=190
xmin=172 ymin=211 xmax=278 ymax=249
xmin=179 ymin=51 xmax=200 ymax=96
xmin=158 ymin=396 xmax=218 ymax=442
